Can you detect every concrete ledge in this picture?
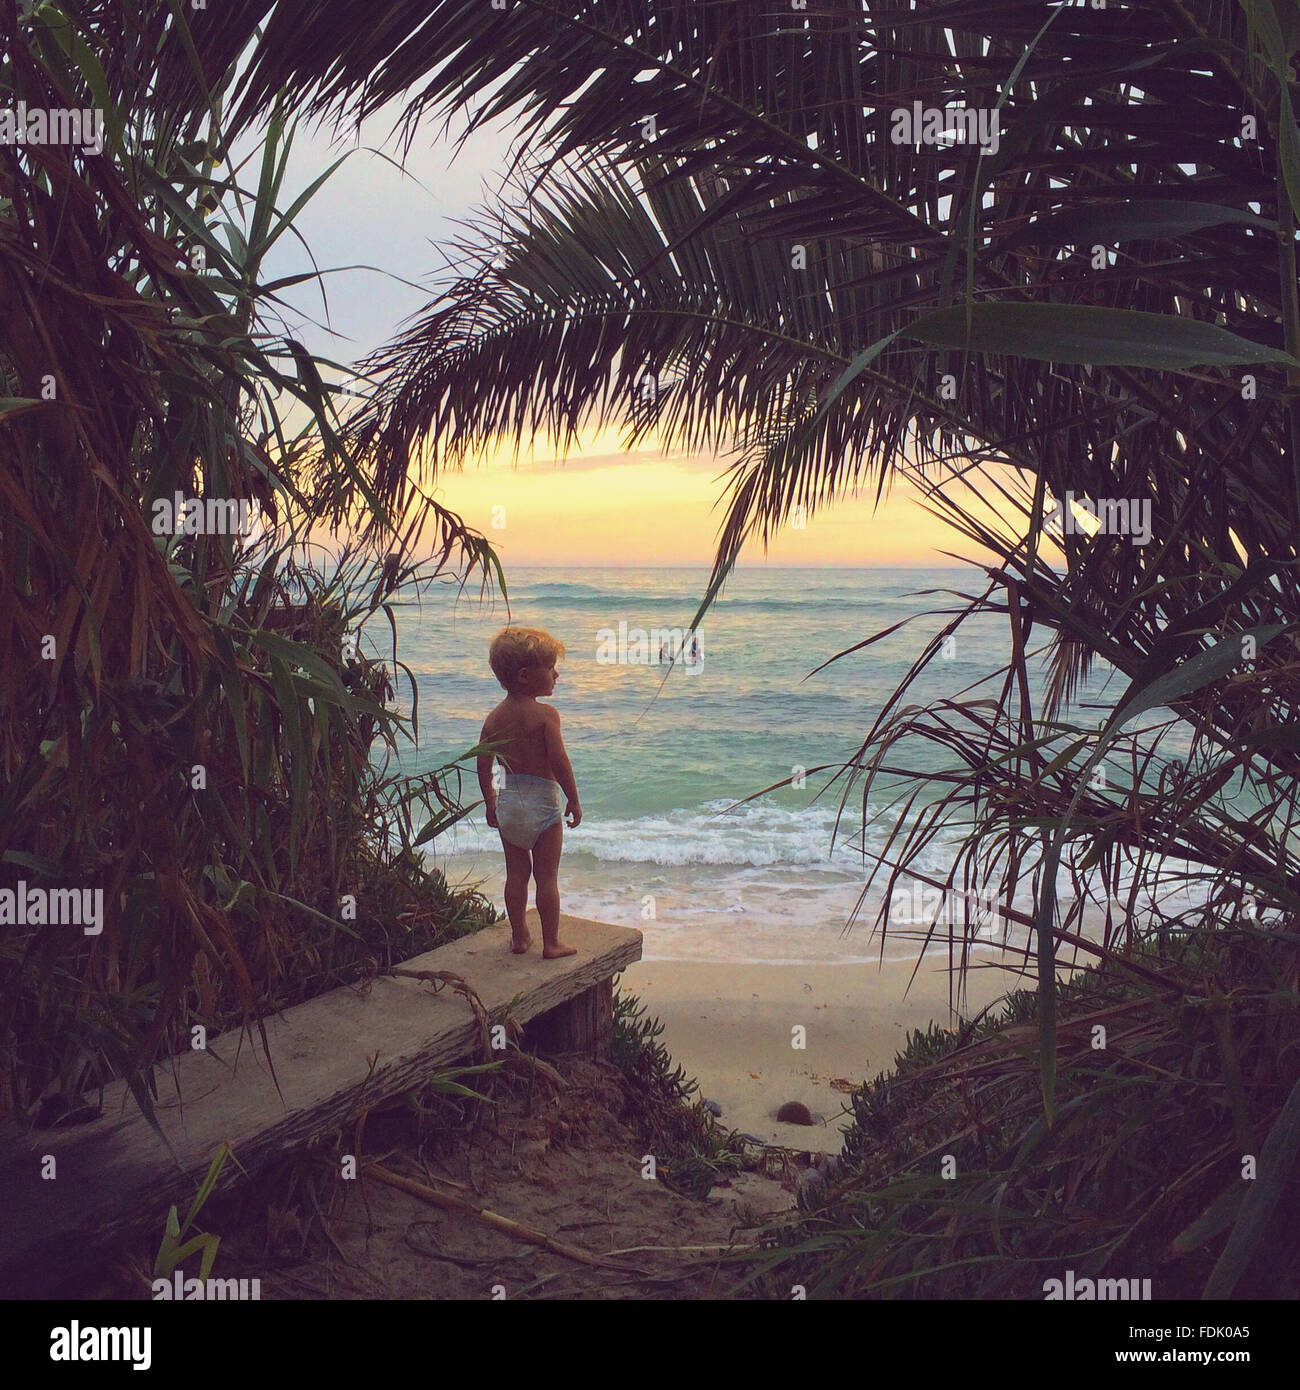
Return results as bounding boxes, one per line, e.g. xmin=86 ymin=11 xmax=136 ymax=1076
xmin=0 ymin=912 xmax=642 ymax=1296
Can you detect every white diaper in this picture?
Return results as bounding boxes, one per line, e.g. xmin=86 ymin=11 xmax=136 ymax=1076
xmin=495 ymin=773 xmax=564 ymax=849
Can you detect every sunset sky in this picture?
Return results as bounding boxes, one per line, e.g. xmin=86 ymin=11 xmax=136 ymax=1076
xmin=434 ymin=428 xmax=973 ymax=567
xmin=266 ymin=102 xmax=984 ymax=568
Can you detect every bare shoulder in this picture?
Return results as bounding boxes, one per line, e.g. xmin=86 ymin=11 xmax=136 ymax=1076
xmin=481 ymin=701 xmax=506 ymax=737
xmin=537 ymin=702 xmax=561 ymax=726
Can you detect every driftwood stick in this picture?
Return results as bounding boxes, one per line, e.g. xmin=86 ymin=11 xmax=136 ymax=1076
xmin=365 ymin=1162 xmax=641 ymax=1272
xmin=604 ymin=1242 xmax=759 ymax=1256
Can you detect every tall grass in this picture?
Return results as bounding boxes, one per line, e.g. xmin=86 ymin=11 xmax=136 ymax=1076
xmin=0 ymin=5 xmax=500 ymax=1126
xmin=753 ymin=926 xmax=1299 ymax=1299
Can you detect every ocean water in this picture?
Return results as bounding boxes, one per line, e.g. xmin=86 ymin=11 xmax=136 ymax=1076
xmin=384 ymin=566 xmax=1185 ymax=964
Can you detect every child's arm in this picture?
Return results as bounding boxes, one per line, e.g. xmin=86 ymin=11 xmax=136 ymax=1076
xmin=476 ymin=726 xmax=498 ymax=827
xmin=542 ymin=707 xmax=581 ymax=827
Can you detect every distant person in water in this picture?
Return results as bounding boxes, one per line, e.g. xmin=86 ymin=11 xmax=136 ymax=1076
xmin=477 ymin=627 xmax=581 ymax=957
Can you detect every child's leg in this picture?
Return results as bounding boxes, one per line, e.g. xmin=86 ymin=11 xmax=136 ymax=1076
xmin=500 ymin=838 xmax=533 ymax=951
xmin=530 ymin=819 xmax=576 ymax=958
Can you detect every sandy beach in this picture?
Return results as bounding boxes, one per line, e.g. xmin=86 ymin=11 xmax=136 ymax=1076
xmin=619 ymin=952 xmax=1036 ymax=1153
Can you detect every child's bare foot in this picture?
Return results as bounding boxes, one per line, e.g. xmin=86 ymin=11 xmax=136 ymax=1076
xmin=542 ymin=942 xmax=578 ymax=959
xmin=510 ymin=930 xmax=532 ymax=954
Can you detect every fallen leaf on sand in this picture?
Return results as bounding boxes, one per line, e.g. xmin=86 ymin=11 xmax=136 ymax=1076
xmin=830 ymin=1078 xmax=856 ymax=1093
xmin=748 ymin=1071 xmax=761 ymax=1079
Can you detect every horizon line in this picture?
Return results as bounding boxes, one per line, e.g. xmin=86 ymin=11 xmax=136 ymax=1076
xmin=480 ymin=561 xmax=974 ymax=570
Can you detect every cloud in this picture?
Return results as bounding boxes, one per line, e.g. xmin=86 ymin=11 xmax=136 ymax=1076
xmin=506 ymin=446 xmax=730 ymax=475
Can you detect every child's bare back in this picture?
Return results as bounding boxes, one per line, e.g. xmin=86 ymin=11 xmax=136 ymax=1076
xmin=476 ymin=627 xmax=582 ymax=960
xmin=479 ymin=698 xmax=553 ymax=779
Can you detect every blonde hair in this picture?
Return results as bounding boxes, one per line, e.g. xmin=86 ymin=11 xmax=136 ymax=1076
xmin=489 ymin=626 xmax=565 ymax=692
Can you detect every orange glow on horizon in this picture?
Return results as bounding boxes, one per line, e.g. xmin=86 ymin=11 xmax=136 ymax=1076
xmin=413 ymin=426 xmax=1002 ymax=568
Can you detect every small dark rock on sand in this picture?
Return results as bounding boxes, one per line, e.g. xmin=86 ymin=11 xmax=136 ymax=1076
xmin=702 ymin=1099 xmax=722 ymax=1117
xmin=776 ymin=1100 xmax=814 ymax=1125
